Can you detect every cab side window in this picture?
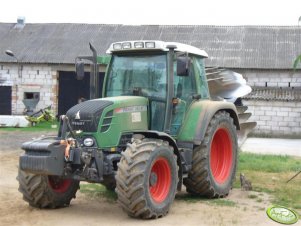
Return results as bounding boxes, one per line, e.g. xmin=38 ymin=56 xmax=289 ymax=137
xmin=173 ymin=59 xmax=197 ymax=106
xmin=193 ymin=57 xmax=210 ymax=99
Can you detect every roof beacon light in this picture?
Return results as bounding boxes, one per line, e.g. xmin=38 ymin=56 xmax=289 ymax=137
xmin=113 ymin=43 xmax=122 ymax=50
xmin=122 ymin=42 xmax=131 ymax=49
xmin=134 ymin=42 xmax=144 ymax=49
xmin=145 ymin=42 xmax=155 ymax=49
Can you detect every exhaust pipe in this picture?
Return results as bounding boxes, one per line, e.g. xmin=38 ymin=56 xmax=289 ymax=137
xmin=75 ymin=43 xmax=99 ymax=100
xmin=89 ymin=43 xmax=99 ymax=100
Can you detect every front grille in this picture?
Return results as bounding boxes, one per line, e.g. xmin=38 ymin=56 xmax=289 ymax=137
xmin=100 ymin=110 xmax=114 ymax=133
xmin=66 ymin=99 xmax=113 ymax=132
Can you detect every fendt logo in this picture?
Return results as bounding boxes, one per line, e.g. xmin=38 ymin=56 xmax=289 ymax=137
xmin=75 ymin=110 xmax=81 ymax=120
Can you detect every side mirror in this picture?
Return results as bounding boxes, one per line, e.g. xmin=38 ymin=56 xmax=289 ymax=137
xmin=75 ymin=60 xmax=85 ymax=80
xmin=177 ymin=56 xmax=190 ymax=76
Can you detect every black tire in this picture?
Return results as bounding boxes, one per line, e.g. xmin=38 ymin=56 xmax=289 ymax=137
xmin=115 ymin=136 xmax=178 ymax=219
xmin=183 ymin=111 xmax=237 ymax=198
xmin=17 ymin=169 xmax=79 ymax=208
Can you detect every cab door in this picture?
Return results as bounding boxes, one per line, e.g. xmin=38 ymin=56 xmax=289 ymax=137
xmin=170 ymin=55 xmax=209 ymax=136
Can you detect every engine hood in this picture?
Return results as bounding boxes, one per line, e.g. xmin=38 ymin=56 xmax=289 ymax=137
xmin=66 ymin=99 xmax=113 ymax=132
xmin=66 ymin=96 xmax=148 ymax=133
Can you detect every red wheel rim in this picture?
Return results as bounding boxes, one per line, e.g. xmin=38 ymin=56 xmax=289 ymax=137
xmin=48 ymin=176 xmax=72 ymax=193
xmin=149 ymin=157 xmax=171 ymax=203
xmin=210 ymin=128 xmax=233 ymax=184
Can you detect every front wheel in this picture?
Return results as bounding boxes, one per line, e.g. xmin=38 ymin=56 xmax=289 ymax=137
xmin=17 ymin=169 xmax=79 ymax=208
xmin=184 ymin=111 xmax=238 ymax=198
xmin=115 ymin=136 xmax=178 ymax=219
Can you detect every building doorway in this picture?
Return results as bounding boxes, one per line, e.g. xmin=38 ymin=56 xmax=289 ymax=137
xmin=58 ymin=71 xmax=104 ymax=116
xmin=0 ymin=86 xmax=12 ymax=115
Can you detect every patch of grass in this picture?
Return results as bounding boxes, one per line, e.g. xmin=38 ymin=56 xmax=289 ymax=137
xmin=176 ymin=193 xmax=206 ymax=203
xmin=273 ymin=180 xmax=301 ymax=210
xmin=247 ymin=193 xmax=264 ymax=204
xmin=80 ymin=183 xmax=117 ymax=202
xmin=208 ymin=199 xmax=236 ymax=207
xmin=256 ymin=198 xmax=263 ymax=203
xmin=248 ymin=194 xmax=258 ymax=199
xmin=238 ymin=152 xmax=301 ymax=210
xmin=0 ymin=121 xmax=59 ymax=132
xmin=252 ymin=186 xmax=273 ymax=194
xmin=239 ymin=152 xmax=301 ymax=173
xmin=232 ymin=181 xmax=241 ymax=189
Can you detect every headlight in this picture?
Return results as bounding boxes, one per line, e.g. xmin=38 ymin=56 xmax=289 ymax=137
xmin=83 ymin=138 xmax=94 ymax=147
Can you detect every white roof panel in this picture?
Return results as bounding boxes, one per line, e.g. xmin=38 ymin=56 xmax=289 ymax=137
xmin=106 ymin=40 xmax=208 ymax=58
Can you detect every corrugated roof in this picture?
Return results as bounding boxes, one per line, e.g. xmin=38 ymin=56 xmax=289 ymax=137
xmin=244 ymin=87 xmax=301 ymax=101
xmin=0 ymin=23 xmax=301 ymax=69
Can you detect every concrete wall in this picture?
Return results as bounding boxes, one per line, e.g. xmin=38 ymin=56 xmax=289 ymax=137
xmin=0 ymin=63 xmax=58 ymax=115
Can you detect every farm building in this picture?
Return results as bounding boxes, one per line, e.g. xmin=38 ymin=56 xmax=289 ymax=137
xmin=0 ymin=21 xmax=300 ymax=137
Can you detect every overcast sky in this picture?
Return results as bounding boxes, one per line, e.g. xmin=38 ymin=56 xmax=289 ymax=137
xmin=1 ymin=0 xmax=301 ymax=26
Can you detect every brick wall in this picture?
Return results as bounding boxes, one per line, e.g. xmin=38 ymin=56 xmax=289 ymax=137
xmin=244 ymin=99 xmax=301 ymax=137
xmin=236 ymin=69 xmax=301 ymax=137
xmin=0 ymin=63 xmax=58 ymax=115
xmin=235 ymin=69 xmax=301 ymax=88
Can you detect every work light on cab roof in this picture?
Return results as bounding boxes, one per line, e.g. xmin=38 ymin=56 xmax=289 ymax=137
xmin=107 ymin=40 xmax=208 ymax=58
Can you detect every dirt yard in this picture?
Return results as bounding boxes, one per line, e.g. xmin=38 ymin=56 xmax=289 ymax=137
xmin=0 ymin=131 xmax=280 ymax=226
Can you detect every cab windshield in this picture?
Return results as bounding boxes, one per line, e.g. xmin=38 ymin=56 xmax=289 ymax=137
xmin=105 ymin=54 xmax=167 ymax=99
xmin=105 ymin=54 xmax=167 ymax=131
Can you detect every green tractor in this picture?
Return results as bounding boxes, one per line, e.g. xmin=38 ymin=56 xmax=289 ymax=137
xmin=18 ymin=41 xmax=255 ymax=219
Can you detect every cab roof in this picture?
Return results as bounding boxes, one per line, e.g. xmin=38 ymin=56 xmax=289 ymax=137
xmin=106 ymin=40 xmax=208 ymax=58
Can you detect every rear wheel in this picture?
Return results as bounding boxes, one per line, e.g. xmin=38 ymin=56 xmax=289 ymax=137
xmin=115 ymin=136 xmax=178 ymax=219
xmin=17 ymin=169 xmax=79 ymax=208
xmin=184 ymin=111 xmax=237 ymax=198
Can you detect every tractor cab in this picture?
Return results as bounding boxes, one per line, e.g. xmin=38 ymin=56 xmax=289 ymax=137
xmin=103 ymin=41 xmax=210 ymax=135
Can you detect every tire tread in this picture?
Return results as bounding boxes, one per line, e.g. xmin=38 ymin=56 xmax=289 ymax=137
xmin=17 ymin=169 xmax=79 ymax=208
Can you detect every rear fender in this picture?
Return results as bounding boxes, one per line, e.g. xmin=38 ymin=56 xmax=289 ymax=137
xmin=177 ymin=100 xmax=239 ymax=145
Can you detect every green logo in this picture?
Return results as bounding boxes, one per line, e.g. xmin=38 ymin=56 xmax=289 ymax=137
xmin=266 ymin=205 xmax=299 ymax=225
